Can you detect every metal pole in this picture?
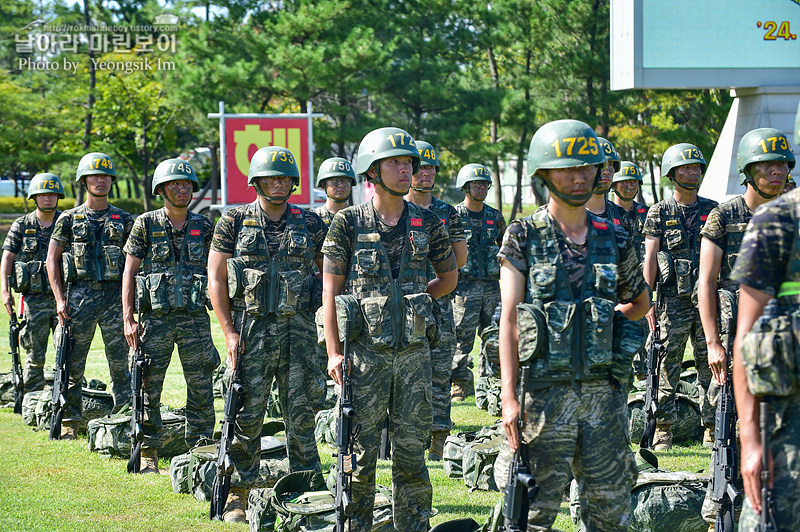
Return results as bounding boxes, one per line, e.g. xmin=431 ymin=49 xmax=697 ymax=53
xmin=218 ymin=101 xmax=228 ymax=209
xmin=307 ymin=100 xmax=315 ymax=209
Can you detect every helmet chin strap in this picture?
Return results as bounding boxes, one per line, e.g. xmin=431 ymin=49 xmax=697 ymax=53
xmin=746 ymin=177 xmax=781 ymax=200
xmin=613 ymin=187 xmax=638 ymax=201
xmin=36 ymin=201 xmax=56 ymax=212
xmin=411 ymin=184 xmax=434 ymax=192
xmin=543 ymin=179 xmax=593 ymax=207
xmin=671 ymin=175 xmax=700 ymax=191
xmin=327 ymin=195 xmax=349 ymax=203
xmin=593 ymin=183 xmax=612 ymax=196
xmin=254 ymin=179 xmax=294 ymax=205
xmin=372 ymin=168 xmax=407 ymax=197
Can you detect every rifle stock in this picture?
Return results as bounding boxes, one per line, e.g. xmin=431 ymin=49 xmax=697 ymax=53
xmin=501 ymin=364 xmax=538 ymax=531
xmin=9 ymin=296 xmax=25 ymax=415
xmin=49 ymin=283 xmax=71 ymax=440
xmin=639 ymin=280 xmax=665 ymax=449
xmin=334 ymin=315 xmax=359 ymax=532
xmin=210 ymin=310 xmax=246 ymax=520
xmin=127 ymin=298 xmax=149 ymax=474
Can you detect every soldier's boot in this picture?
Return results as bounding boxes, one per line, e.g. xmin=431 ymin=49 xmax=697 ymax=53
xmin=141 ymin=448 xmax=159 ymax=474
xmin=223 ymin=487 xmax=249 ymax=524
xmin=652 ymin=424 xmax=673 ymax=451
xmin=60 ymin=420 xmax=78 ymax=441
xmin=703 ymin=426 xmax=715 ymax=448
xmin=428 ymin=430 xmax=449 ymax=461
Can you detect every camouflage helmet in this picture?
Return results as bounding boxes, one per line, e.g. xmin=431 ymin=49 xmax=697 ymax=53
xmin=597 ymin=137 xmax=621 ymax=173
xmin=527 ymin=119 xmax=605 ymax=178
xmin=151 ymin=158 xmax=199 ymax=196
xmin=315 ymin=157 xmax=356 ymax=188
xmin=660 ymin=143 xmax=706 ymax=178
xmin=355 ymin=127 xmax=420 ymax=180
xmin=456 ymin=164 xmax=492 ymax=188
xmin=27 ymin=173 xmax=65 ymax=200
xmin=736 ymin=127 xmax=796 ymax=185
xmin=247 ymin=146 xmax=300 ymax=186
xmin=416 ymin=140 xmax=440 ymax=168
xmin=613 ymin=161 xmax=644 ymax=183
xmin=76 ymin=152 xmax=116 ymax=181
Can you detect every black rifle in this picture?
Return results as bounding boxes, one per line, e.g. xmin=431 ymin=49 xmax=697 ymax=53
xmin=639 ymin=280 xmax=666 ymax=449
xmin=758 ymin=400 xmax=778 ymax=532
xmin=501 ymin=363 xmax=538 ymax=531
xmin=8 ymin=295 xmax=26 ymax=415
xmin=127 ymin=299 xmax=149 ymax=474
xmin=711 ymin=300 xmax=740 ymax=532
xmin=210 ymin=311 xmax=247 ymax=520
xmin=378 ymin=411 xmax=391 ymax=460
xmin=334 ymin=315 xmax=360 ymax=532
xmin=49 ymin=283 xmax=72 ymax=440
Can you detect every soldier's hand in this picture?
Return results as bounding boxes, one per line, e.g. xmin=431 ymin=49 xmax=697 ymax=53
xmin=327 ymin=353 xmax=344 ymax=386
xmin=225 ymin=331 xmax=240 ymax=371
xmin=645 ymin=305 xmax=656 ymax=332
xmin=740 ymin=439 xmax=772 ymax=514
xmin=124 ymin=317 xmax=139 ymax=350
xmin=502 ymin=397 xmax=521 ymax=452
xmin=2 ymin=290 xmax=13 ymax=316
xmin=56 ymin=297 xmax=70 ymax=327
xmin=707 ymin=342 xmax=727 ymax=384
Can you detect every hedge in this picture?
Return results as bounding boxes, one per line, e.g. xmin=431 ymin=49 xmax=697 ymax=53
xmin=0 ymin=197 xmax=163 ymax=215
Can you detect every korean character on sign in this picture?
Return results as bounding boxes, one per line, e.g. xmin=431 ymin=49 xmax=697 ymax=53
xmin=15 ymin=33 xmax=33 ymax=53
xmin=134 ymin=34 xmax=153 ymax=52
xmin=156 ymin=33 xmax=176 ymax=53
xmin=89 ymin=33 xmax=109 ymax=54
xmin=58 ymin=33 xmax=79 ymax=54
xmin=111 ymin=32 xmax=132 ymax=53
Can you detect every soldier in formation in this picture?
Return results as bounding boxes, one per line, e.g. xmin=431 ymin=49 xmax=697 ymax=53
xmin=404 ymin=140 xmax=467 ymax=461
xmin=451 ymin=163 xmax=506 ymax=401
xmin=121 ymin=158 xmax=219 ymax=474
xmin=207 ymin=146 xmax=325 ymax=522
xmin=612 ymin=161 xmax=648 ymax=264
xmin=323 ymin=127 xmax=457 ymax=531
xmin=729 ymin=144 xmax=799 ymax=530
xmin=499 ymin=119 xmax=650 ymax=529
xmin=46 ymin=152 xmax=133 ymax=440
xmin=312 ymin=157 xmax=356 ymax=227
xmin=642 ymin=143 xmax=718 ymax=451
xmin=1 ymin=173 xmax=64 ymax=392
xmin=584 ymin=136 xmax=628 ymax=225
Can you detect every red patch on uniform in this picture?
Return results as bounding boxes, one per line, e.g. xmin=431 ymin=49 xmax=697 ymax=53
xmin=111 ymin=214 xmax=121 ymax=220
xmin=637 ymin=207 xmax=646 ymax=213
xmin=440 ymin=218 xmax=447 ymax=225
xmin=486 ymin=219 xmax=495 ymax=225
xmin=592 ymin=220 xmax=608 ymax=230
xmin=701 ymin=215 xmax=708 ymax=221
xmin=190 ymin=229 xmax=201 ymax=236
xmin=410 ymin=218 xmax=423 ymax=227
xmin=290 ymin=208 xmax=301 ymax=214
xmin=612 ymin=218 xmax=621 ymax=225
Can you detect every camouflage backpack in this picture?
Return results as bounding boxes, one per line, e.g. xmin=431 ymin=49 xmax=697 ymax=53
xmin=247 ymin=470 xmax=393 ymax=532
xmin=475 ymin=376 xmax=502 ymax=416
xmin=443 ymin=422 xmax=504 ymax=482
xmin=21 ymin=380 xmax=113 ymax=432
xmin=0 ymin=372 xmax=15 ymax=407
xmin=87 ymin=407 xmax=189 ymax=458
xmin=628 ymin=379 xmax=703 ymax=444
xmin=22 ymin=389 xmax=49 ymax=427
xmin=170 ymin=435 xmax=290 ymax=502
xmin=462 ymin=427 xmax=505 ymax=491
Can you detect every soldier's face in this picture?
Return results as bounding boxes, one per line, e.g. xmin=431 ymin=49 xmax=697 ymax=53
xmin=672 ymin=164 xmax=702 ymax=188
xmin=162 ymin=179 xmax=193 ymax=208
xmin=467 ymin=180 xmax=490 ymax=201
xmin=413 ymin=165 xmax=437 ymax=189
xmin=84 ymin=174 xmax=111 ymax=196
xmin=751 ymin=161 xmax=790 ymax=196
xmin=544 ymin=165 xmax=596 ymax=200
xmin=257 ymin=176 xmax=293 ymax=197
xmin=324 ymin=177 xmax=352 ymax=201
xmin=614 ymin=179 xmax=639 ymax=200
xmin=597 ymin=160 xmax=615 ymax=191
xmin=34 ymin=193 xmax=58 ymax=211
xmin=377 ymin=157 xmax=413 ymax=192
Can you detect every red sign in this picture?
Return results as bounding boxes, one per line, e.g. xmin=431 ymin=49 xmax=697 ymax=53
xmin=224 ymin=118 xmax=310 ymax=204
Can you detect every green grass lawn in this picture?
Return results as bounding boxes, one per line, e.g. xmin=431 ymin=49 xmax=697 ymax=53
xmin=0 ymin=311 xmax=711 ymax=531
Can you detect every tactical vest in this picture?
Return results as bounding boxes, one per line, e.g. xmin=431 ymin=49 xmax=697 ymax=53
xmin=519 ymin=209 xmax=620 ymax=383
xmin=456 ymin=203 xmax=501 ymax=281
xmin=70 ymin=204 xmax=127 ymax=282
xmin=229 ymin=202 xmax=315 ymax=317
xmin=716 ymin=195 xmax=752 ymax=288
xmin=424 ymin=197 xmax=453 ymax=281
xmin=310 ymin=205 xmax=335 ymax=228
xmin=776 ymin=198 xmax=800 ymax=309
xmin=345 ymin=201 xmax=438 ymax=350
xmin=631 ymin=200 xmax=647 ymax=263
xmin=137 ymin=210 xmax=208 ymax=315
xmin=10 ymin=210 xmax=60 ymax=295
xmin=657 ymin=197 xmax=715 ymax=298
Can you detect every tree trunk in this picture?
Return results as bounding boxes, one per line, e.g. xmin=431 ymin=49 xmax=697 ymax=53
xmin=648 ymin=159 xmax=659 ymax=204
xmin=487 ymin=44 xmax=502 ymax=212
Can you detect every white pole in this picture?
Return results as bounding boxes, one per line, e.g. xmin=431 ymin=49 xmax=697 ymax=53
xmin=307 ymin=100 xmax=315 ymax=208
xmin=218 ymin=101 xmax=228 ymax=209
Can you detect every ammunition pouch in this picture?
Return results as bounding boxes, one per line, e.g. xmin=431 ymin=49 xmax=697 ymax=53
xmin=516 ymin=302 xmax=546 ymax=363
xmin=275 ymin=270 xmax=306 ymax=317
xmin=137 ymin=272 xmax=208 ymax=315
xmin=540 ymin=300 xmax=576 ymax=373
xmin=72 ymin=242 xmax=90 ymax=279
xmin=674 ymin=258 xmax=694 ymax=298
xmin=61 ymin=252 xmax=77 ymax=284
xmin=71 ymin=242 xmax=123 ymax=282
xmin=656 ymin=251 xmax=674 ymax=286
xmin=741 ymin=305 xmax=800 ymax=397
xmin=314 ymin=293 xmax=363 ymax=348
xmin=11 ymin=261 xmax=48 ymax=295
xmin=102 ymin=245 xmax=122 ymax=281
xmin=359 ymin=295 xmax=395 ymax=349
xmin=402 ymin=293 xmax=439 ymax=348
xmin=583 ymin=297 xmax=614 ymax=375
xmin=227 ymin=257 xmax=245 ymax=299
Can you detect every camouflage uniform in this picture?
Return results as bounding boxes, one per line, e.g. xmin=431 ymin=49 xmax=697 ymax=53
xmin=616 ymin=199 xmax=648 ymax=376
xmin=124 ymin=208 xmax=219 ymax=449
xmin=730 ymin=188 xmax=800 ymax=531
xmin=212 ymin=201 xmax=325 ymax=485
xmin=414 ymin=196 xmax=465 ymax=433
xmin=642 ymin=196 xmax=718 ymax=429
xmin=50 ymin=205 xmax=133 ymax=419
xmin=323 ymin=200 xmax=455 ymax=532
xmin=3 ymin=211 xmax=61 ymax=392
xmin=497 ymin=208 xmax=645 ymax=530
xmin=309 ymin=204 xmax=337 ymax=411
xmin=452 ymin=202 xmax=506 ymax=387
xmin=311 ymin=205 xmax=336 ymax=228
